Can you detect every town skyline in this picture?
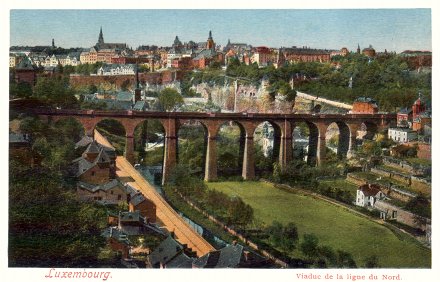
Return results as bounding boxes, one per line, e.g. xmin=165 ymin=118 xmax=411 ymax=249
xmin=10 ymin=9 xmax=432 ymax=53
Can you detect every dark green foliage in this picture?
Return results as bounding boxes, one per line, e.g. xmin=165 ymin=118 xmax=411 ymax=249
xmin=405 ymin=195 xmax=431 ymax=219
xmin=266 ymin=221 xmax=299 ymax=252
xmin=75 ymin=62 xmax=103 ymax=75
xmin=299 ymin=233 xmax=357 ymax=268
xmin=9 ymin=81 xmax=33 ymax=99
xmin=9 ymin=167 xmax=109 ymax=267
xmin=19 ymin=116 xmax=83 ymax=172
xmin=158 ymin=88 xmax=184 ymax=111
xmin=300 ymin=233 xmax=319 ymax=258
xmin=336 ymin=250 xmax=357 ymax=268
xmin=297 ymin=53 xmax=431 ymax=112
xmin=33 ymin=76 xmax=79 ymax=109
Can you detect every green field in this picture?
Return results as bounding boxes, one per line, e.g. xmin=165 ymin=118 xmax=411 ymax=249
xmin=320 ymin=179 xmax=358 ymax=197
xmin=207 ymin=181 xmax=431 ymax=268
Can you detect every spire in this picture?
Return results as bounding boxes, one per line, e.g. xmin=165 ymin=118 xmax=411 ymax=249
xmin=208 ymin=30 xmax=212 ymax=40
xmin=357 ymin=43 xmax=360 ymax=54
xmin=98 ymin=27 xmax=104 ymax=45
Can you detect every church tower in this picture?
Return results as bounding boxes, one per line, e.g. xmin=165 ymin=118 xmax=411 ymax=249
xmin=357 ymin=43 xmax=360 ymax=54
xmin=98 ymin=27 xmax=104 ymax=45
xmin=206 ymin=30 xmax=215 ymax=50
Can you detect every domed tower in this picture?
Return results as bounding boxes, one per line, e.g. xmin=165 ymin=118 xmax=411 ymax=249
xmin=206 ymin=30 xmax=215 ymax=50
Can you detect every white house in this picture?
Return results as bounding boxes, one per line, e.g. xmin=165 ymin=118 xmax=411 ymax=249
xmin=388 ymin=127 xmax=417 ymax=143
xmin=97 ymin=64 xmax=136 ymax=76
xmin=355 ymin=184 xmax=385 ymax=207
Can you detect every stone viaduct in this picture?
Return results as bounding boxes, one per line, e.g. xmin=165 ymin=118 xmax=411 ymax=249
xmin=36 ymin=109 xmax=396 ymax=184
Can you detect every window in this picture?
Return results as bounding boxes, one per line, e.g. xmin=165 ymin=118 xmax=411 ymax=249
xmin=118 ymin=195 xmax=122 ymax=200
xmin=392 ymin=211 xmax=397 ymax=219
xmin=91 ymin=171 xmax=95 ymax=176
xmin=110 ymin=191 xmax=113 ymax=195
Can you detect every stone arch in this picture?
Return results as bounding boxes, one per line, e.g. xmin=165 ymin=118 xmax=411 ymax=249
xmin=359 ymin=121 xmax=379 ymax=141
xmin=325 ymin=121 xmax=351 ymax=159
xmin=293 ymin=121 xmax=319 ymax=165
xmin=95 ymin=118 xmax=127 ymax=156
xmin=176 ymin=119 xmax=208 ymax=178
xmin=132 ymin=119 xmax=166 ymax=185
xmin=253 ymin=120 xmax=282 ymax=176
xmin=215 ymin=120 xmax=246 ymax=179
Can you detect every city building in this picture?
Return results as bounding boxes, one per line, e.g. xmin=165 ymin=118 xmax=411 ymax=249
xmin=72 ymin=140 xmax=116 ymax=184
xmin=14 ymin=56 xmax=37 ymax=86
xmin=80 ymin=48 xmax=98 ymax=64
xmin=146 ymin=235 xmax=195 ymax=268
xmin=351 ymin=97 xmax=378 ymax=114
xmin=95 ymin=27 xmax=127 ymax=51
xmin=330 ymin=47 xmax=349 ymax=57
xmin=388 ymin=127 xmax=418 ymax=143
xmin=127 ymin=188 xmax=157 ymax=223
xmin=362 ymin=45 xmax=376 ymax=57
xmin=76 ymin=179 xmax=128 ymax=204
xmin=281 ymin=46 xmax=331 ymax=63
xmin=397 ymin=108 xmax=413 ymax=128
xmin=192 ymin=243 xmax=267 ymax=268
xmin=97 ymin=64 xmax=136 ymax=76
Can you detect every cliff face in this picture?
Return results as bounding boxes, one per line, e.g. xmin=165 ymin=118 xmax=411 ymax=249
xmin=194 ymin=82 xmax=294 ymax=113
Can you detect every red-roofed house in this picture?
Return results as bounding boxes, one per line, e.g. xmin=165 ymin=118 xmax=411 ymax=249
xmin=355 ymin=184 xmax=385 ymax=207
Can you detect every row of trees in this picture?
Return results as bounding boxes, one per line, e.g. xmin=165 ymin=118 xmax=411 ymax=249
xmin=166 ymin=164 xmax=254 ymax=229
xmin=261 ymin=221 xmax=379 ymax=268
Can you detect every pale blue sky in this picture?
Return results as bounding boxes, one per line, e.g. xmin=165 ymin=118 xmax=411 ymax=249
xmin=10 ymin=9 xmax=431 ymax=52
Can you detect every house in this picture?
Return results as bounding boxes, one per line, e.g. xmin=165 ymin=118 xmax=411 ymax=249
xmin=146 ymin=235 xmax=195 ymax=268
xmin=9 ymin=132 xmax=41 ymax=167
xmin=128 ymin=192 xmax=157 ymax=223
xmin=118 ymin=211 xmax=145 ymax=235
xmin=374 ymin=200 xmax=430 ymax=232
xmin=72 ymin=140 xmax=116 ymax=184
xmin=192 ymin=242 xmax=267 ymax=268
xmin=351 ymin=97 xmax=378 ymax=114
xmin=14 ymin=56 xmax=37 ymax=86
xmin=397 ymin=108 xmax=413 ymax=128
xmin=102 ymin=227 xmax=131 ymax=259
xmin=388 ymin=127 xmax=418 ymax=143
xmin=76 ymin=179 xmax=127 ymax=205
xmin=80 ymin=48 xmax=98 ymax=64
xmin=355 ymin=184 xmax=385 ymax=207
xmin=97 ymin=64 xmax=136 ymax=76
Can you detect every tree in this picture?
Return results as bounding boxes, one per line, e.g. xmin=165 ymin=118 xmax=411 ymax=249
xmin=226 ymin=196 xmax=254 ymax=228
xmin=281 ymin=222 xmax=299 ymax=251
xmin=33 ymin=76 xmax=79 ymax=108
xmin=158 ymin=88 xmax=183 ymax=112
xmin=336 ymin=250 xmax=357 ymax=268
xmin=266 ymin=221 xmax=284 ymax=247
xmin=10 ymin=81 xmax=33 ymax=99
xmin=300 ymin=233 xmax=319 ymax=258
